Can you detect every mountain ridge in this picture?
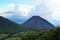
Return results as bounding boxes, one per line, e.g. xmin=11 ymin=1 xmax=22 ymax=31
xmin=0 ymin=16 xmax=25 ymax=34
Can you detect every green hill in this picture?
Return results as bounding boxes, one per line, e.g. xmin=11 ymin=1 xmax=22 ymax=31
xmin=0 ymin=16 xmax=25 ymax=34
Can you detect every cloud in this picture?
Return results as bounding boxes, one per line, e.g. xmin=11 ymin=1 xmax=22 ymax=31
xmin=0 ymin=3 xmax=33 ymax=18
xmin=0 ymin=9 xmax=5 ymax=13
xmin=9 ymin=3 xmax=15 ymax=8
xmin=0 ymin=9 xmax=13 ymax=17
xmin=0 ymin=13 xmax=12 ymax=17
xmin=18 ymin=4 xmax=33 ymax=17
xmin=7 ymin=3 xmax=16 ymax=11
xmin=44 ymin=0 xmax=60 ymax=20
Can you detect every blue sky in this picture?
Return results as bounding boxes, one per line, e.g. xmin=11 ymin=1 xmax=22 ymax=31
xmin=0 ymin=0 xmax=60 ymax=26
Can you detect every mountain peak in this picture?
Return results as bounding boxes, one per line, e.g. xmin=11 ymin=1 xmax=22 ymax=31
xmin=22 ymin=16 xmax=55 ymax=30
xmin=32 ymin=16 xmax=40 ymax=17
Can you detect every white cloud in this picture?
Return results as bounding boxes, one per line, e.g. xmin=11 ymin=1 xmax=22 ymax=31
xmin=51 ymin=11 xmax=60 ymax=20
xmin=0 ymin=9 xmax=5 ymax=13
xmin=6 ymin=3 xmax=33 ymax=17
xmin=0 ymin=9 xmax=8 ymax=17
xmin=6 ymin=3 xmax=16 ymax=11
xmin=44 ymin=0 xmax=60 ymax=20
xmin=9 ymin=3 xmax=15 ymax=8
xmin=0 ymin=4 xmax=15 ymax=17
xmin=18 ymin=4 xmax=33 ymax=17
xmin=0 ymin=3 xmax=33 ymax=17
xmin=0 ymin=13 xmax=12 ymax=17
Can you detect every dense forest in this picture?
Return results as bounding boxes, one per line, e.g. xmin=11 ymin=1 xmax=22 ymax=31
xmin=0 ymin=26 xmax=60 ymax=40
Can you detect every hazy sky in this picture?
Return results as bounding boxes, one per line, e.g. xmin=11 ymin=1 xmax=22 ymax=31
xmin=0 ymin=0 xmax=60 ymax=26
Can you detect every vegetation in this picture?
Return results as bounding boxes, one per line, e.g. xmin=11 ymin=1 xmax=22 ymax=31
xmin=0 ymin=27 xmax=59 ymax=40
xmin=0 ymin=34 xmax=8 ymax=39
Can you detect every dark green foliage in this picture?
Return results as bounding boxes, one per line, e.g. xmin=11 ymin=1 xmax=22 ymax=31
xmin=0 ymin=34 xmax=8 ymax=39
xmin=3 ymin=27 xmax=60 ymax=40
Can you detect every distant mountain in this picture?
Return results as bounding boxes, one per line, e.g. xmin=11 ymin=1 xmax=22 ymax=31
xmin=22 ymin=16 xmax=55 ymax=30
xmin=0 ymin=16 xmax=25 ymax=34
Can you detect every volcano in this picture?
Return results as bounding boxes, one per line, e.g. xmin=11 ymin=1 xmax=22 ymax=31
xmin=22 ymin=16 xmax=55 ymax=30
